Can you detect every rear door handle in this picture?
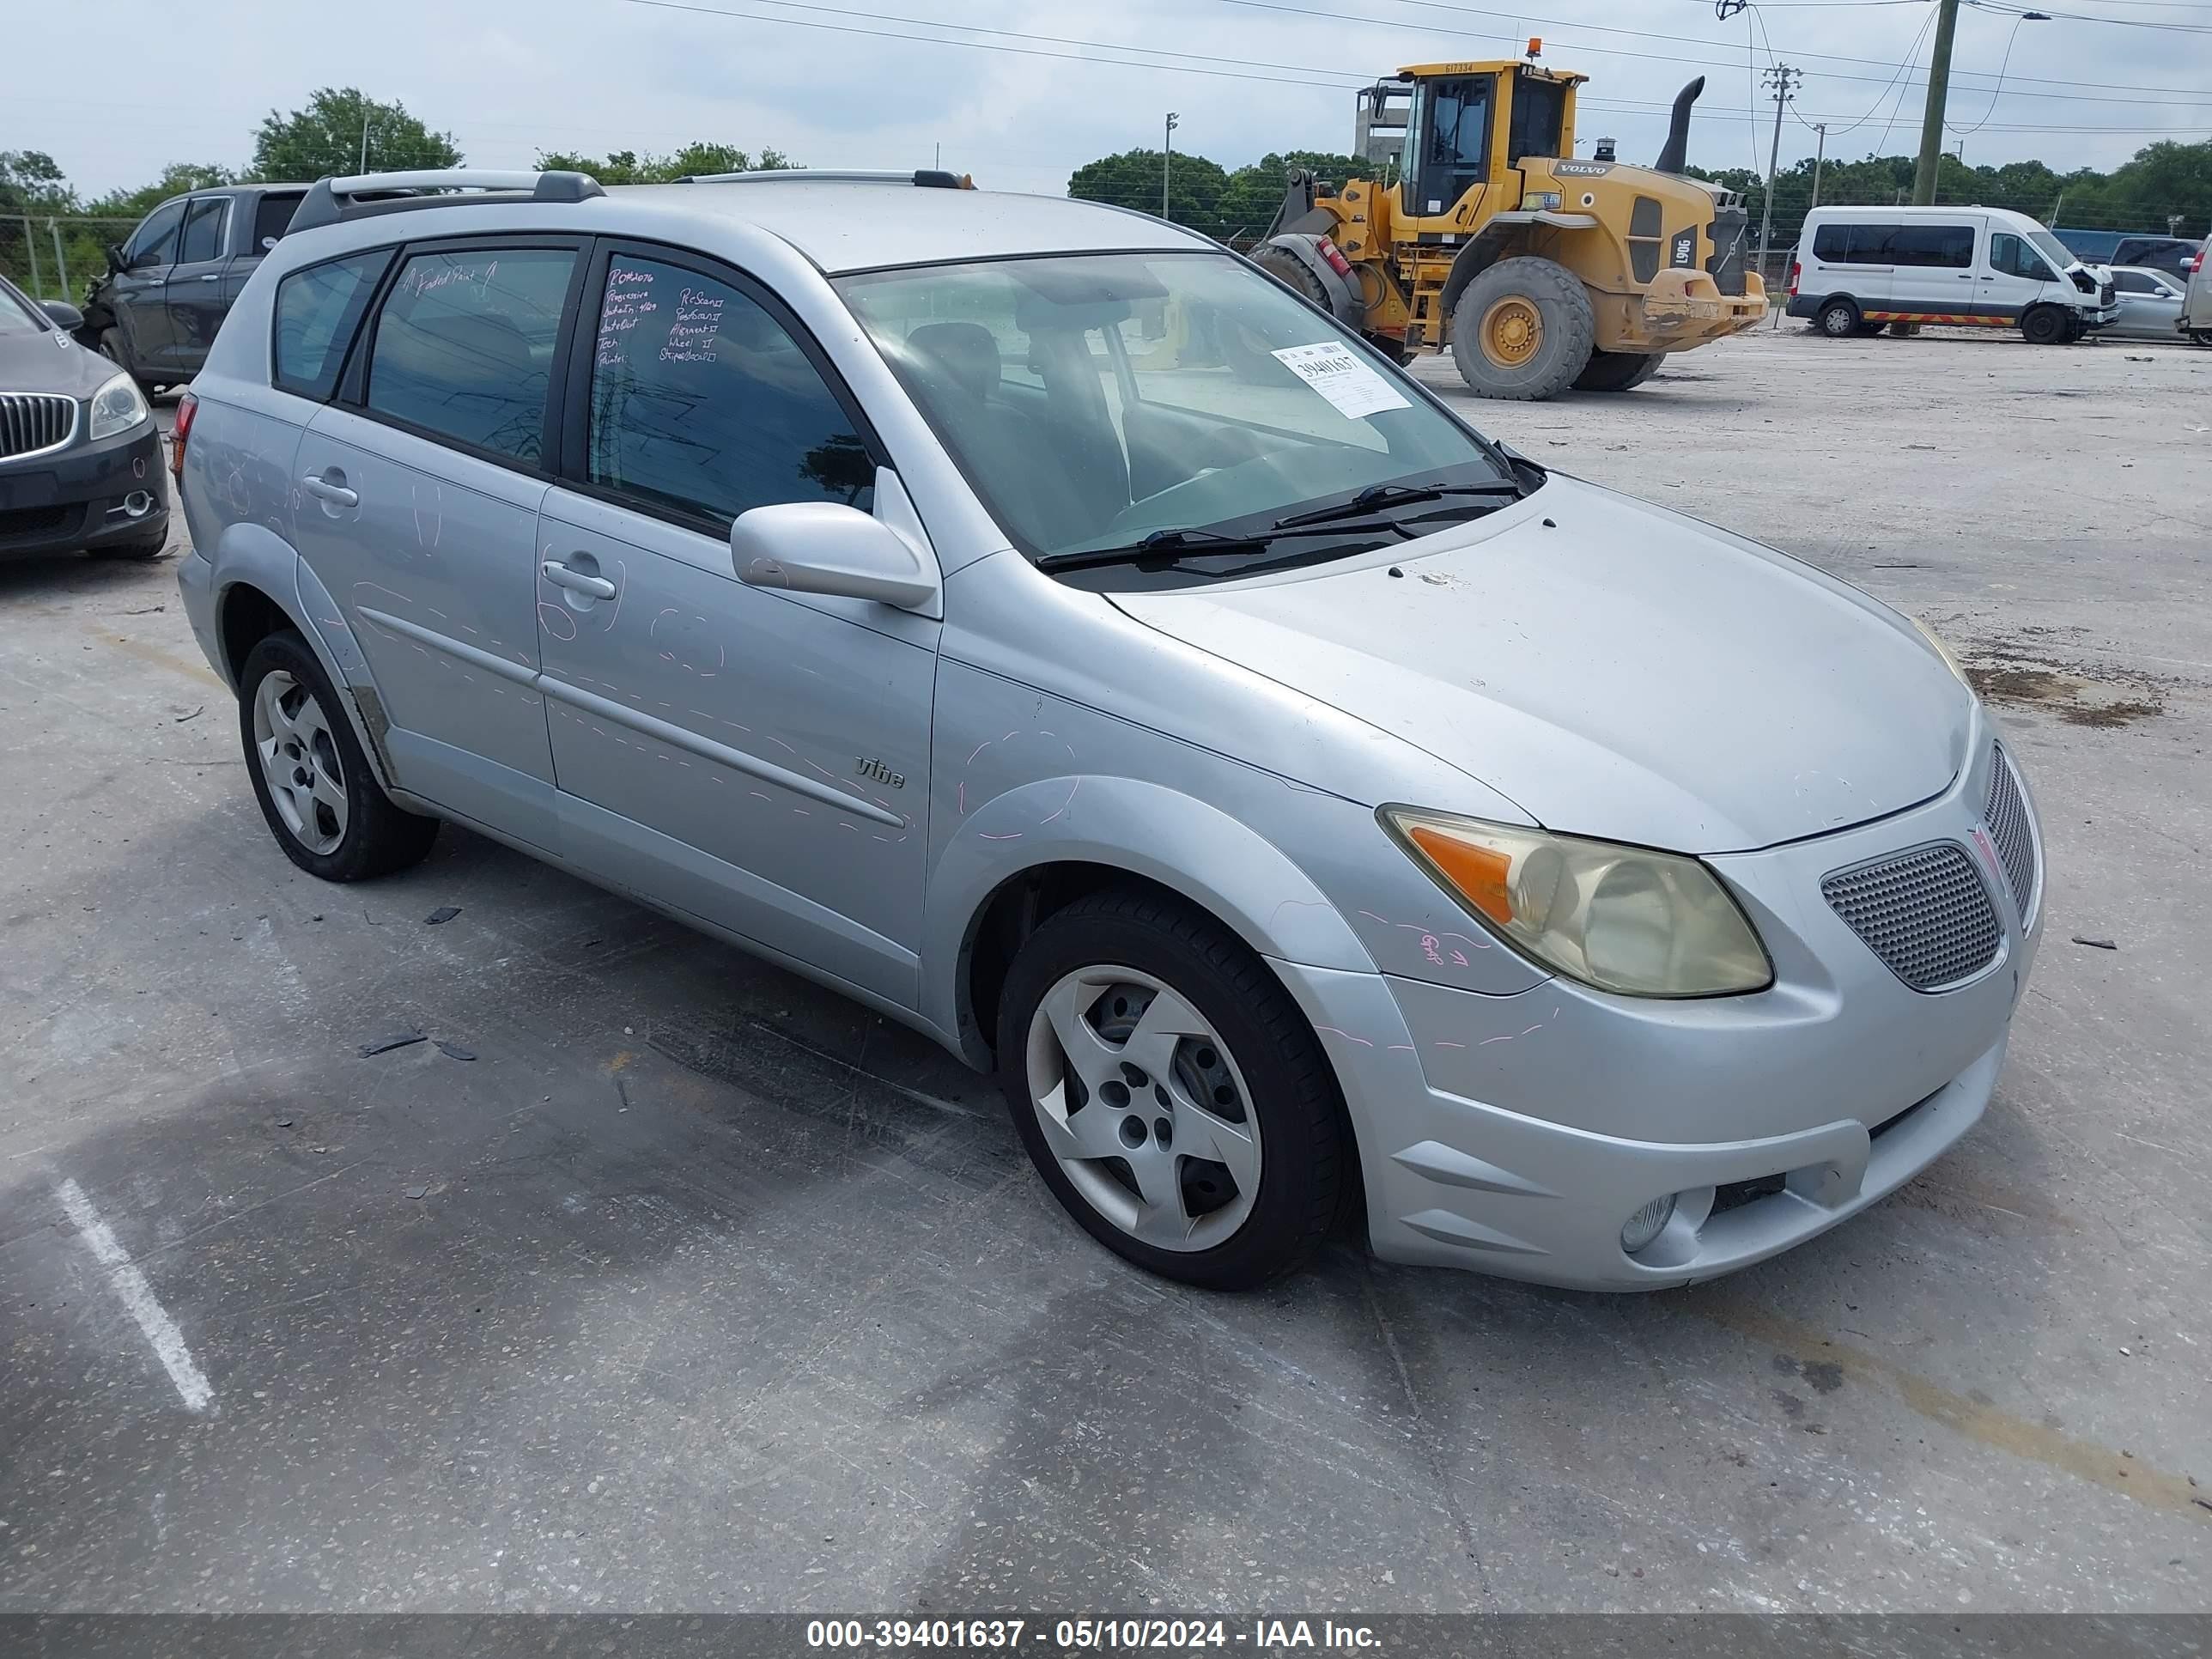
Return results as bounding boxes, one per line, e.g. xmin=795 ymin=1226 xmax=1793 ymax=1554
xmin=542 ymin=560 xmax=617 ymax=600
xmin=301 ymin=475 xmax=357 ymax=507
xmin=198 ymin=272 xmax=221 ymax=283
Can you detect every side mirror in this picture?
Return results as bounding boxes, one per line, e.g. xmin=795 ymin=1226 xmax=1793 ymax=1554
xmin=104 ymin=243 xmax=125 ymax=275
xmin=40 ymin=301 xmax=84 ymax=332
xmin=732 ymin=501 xmax=941 ymax=616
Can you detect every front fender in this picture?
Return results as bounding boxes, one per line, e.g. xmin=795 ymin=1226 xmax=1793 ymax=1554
xmin=922 ymin=775 xmax=1379 ymax=1064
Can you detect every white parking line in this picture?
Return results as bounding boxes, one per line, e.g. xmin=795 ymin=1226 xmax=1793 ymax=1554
xmin=54 ymin=1179 xmax=214 ymax=1413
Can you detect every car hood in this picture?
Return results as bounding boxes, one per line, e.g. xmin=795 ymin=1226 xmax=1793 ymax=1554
xmin=0 ymin=328 xmax=118 ymax=398
xmin=1108 ymin=477 xmax=1971 ymax=854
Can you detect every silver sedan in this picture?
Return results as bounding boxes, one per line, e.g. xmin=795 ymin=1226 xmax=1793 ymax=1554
xmin=2104 ymin=264 xmax=2199 ymax=343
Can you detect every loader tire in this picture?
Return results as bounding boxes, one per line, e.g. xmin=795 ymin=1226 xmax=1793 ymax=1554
xmin=1572 ymin=348 xmax=1665 ymax=392
xmin=1449 ymin=257 xmax=1595 ymax=401
xmin=1253 ymin=245 xmax=1331 ymax=309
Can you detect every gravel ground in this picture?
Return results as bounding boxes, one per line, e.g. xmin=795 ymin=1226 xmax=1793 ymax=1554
xmin=1 ymin=325 xmax=2206 ymax=1617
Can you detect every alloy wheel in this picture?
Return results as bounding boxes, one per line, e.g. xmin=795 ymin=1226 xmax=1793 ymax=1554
xmin=252 ymin=669 xmax=349 ymax=855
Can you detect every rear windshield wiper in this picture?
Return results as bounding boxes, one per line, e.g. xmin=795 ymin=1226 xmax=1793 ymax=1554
xmin=1037 ymin=521 xmax=1407 ymax=574
xmin=1269 ymin=479 xmax=1525 ymax=532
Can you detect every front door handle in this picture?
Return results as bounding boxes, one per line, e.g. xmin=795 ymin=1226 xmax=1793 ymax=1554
xmin=301 ymin=474 xmax=357 ymax=507
xmin=542 ymin=559 xmax=617 ymax=600
xmin=198 ymin=272 xmax=221 ymax=283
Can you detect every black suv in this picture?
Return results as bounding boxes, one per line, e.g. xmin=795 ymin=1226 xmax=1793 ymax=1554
xmin=76 ymin=184 xmax=310 ymax=390
xmin=2108 ymin=235 xmax=2203 ymax=282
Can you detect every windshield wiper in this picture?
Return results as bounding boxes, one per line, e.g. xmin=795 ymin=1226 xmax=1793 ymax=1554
xmin=1269 ymin=480 xmax=1524 ymax=532
xmin=1037 ymin=520 xmax=1410 ymax=574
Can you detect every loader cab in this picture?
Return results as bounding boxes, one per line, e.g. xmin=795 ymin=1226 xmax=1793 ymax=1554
xmin=1392 ymin=63 xmax=1581 ymax=228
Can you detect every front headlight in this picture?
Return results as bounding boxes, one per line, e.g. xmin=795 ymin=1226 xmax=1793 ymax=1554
xmin=1380 ymin=808 xmax=1773 ymax=998
xmin=1909 ymin=614 xmax=1969 ymax=686
xmin=87 ymin=371 xmax=149 ymax=442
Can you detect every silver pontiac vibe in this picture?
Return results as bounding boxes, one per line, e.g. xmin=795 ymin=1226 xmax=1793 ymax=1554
xmin=175 ymin=168 xmax=2044 ymax=1291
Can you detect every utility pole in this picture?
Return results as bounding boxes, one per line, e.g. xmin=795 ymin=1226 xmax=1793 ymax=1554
xmin=360 ymin=111 xmax=372 ymax=174
xmin=1809 ymin=122 xmax=1828 ymax=211
xmin=1912 ymin=0 xmax=1961 ymax=205
xmin=1163 ymin=112 xmax=1179 ymax=221
xmin=1756 ymin=65 xmax=1802 ymax=277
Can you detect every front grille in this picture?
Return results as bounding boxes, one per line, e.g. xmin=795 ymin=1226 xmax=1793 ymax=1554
xmin=1823 ymin=842 xmax=2002 ymax=991
xmin=0 ymin=501 xmax=84 ymax=544
xmin=1984 ymin=746 xmax=2039 ymax=921
xmin=0 ymin=392 xmax=77 ymax=460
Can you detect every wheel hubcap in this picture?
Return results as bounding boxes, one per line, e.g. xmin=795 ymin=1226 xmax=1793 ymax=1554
xmin=252 ymin=670 xmax=348 ymax=854
xmin=1480 ymin=297 xmax=1544 ymax=368
xmin=1025 ymin=966 xmax=1261 ymax=1253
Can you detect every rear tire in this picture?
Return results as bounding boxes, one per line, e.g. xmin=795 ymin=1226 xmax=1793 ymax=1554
xmin=1572 ymin=348 xmax=1664 ymax=392
xmin=1814 ymin=297 xmax=1861 ymax=337
xmin=2191 ymin=329 xmax=2212 ymax=348
xmin=995 ymin=885 xmax=1346 ymax=1290
xmin=238 ymin=630 xmax=440 ymax=882
xmin=1449 ymin=256 xmax=1595 ymax=400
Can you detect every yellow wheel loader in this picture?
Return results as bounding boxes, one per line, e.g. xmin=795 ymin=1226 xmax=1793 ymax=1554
xmin=1257 ymin=57 xmax=1766 ymax=399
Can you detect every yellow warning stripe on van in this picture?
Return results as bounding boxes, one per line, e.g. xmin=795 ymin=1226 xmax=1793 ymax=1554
xmin=1860 ymin=312 xmax=2013 ymax=326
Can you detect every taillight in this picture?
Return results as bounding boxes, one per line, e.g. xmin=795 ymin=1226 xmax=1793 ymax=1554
xmin=1317 ymin=237 xmax=1353 ymax=278
xmin=170 ymin=391 xmax=197 ymax=485
xmin=1789 ymin=260 xmax=1802 ymax=296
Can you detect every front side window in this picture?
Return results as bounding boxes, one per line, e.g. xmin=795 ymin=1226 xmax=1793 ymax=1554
xmin=274 ymin=249 xmax=392 ymax=400
xmin=365 ymin=247 xmax=576 ymax=462
xmin=2112 ymin=270 xmax=2154 ymax=295
xmin=125 ymin=200 xmax=185 ymax=269
xmin=837 ymin=251 xmax=1516 ymax=574
xmin=1425 ymin=77 xmax=1491 ymax=179
xmin=177 ymin=198 xmax=227 ymax=265
xmin=584 ymin=254 xmax=873 ymax=526
xmin=1991 ymin=233 xmax=2053 ymax=283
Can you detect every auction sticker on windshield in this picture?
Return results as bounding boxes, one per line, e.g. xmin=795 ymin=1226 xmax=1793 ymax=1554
xmin=1271 ymin=342 xmax=1411 ymax=419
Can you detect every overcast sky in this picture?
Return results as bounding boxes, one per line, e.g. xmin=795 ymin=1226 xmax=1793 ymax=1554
xmin=11 ymin=0 xmax=2211 ymax=204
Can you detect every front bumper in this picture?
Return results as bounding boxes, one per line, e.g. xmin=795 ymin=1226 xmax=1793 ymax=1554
xmin=1630 ymin=270 xmax=1769 ymax=348
xmin=0 ymin=421 xmax=167 ymax=559
xmin=1273 ymin=720 xmax=2044 ymax=1290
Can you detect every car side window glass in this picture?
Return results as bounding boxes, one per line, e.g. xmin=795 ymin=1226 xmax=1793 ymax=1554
xmin=585 ymin=254 xmax=873 ymax=526
xmin=178 ymin=198 xmax=226 ymax=265
xmin=1990 ymin=233 xmax=2049 ymax=283
xmin=366 ymin=248 xmax=576 ymax=463
xmin=252 ymin=194 xmax=302 ymax=255
xmin=274 ymin=249 xmax=393 ymax=401
xmin=2113 ymin=271 xmax=2151 ymax=295
xmin=126 ymin=201 xmax=185 ymax=268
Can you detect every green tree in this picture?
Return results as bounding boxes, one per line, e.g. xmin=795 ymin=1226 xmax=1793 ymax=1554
xmin=1069 ymin=149 xmax=1234 ymax=240
xmin=535 ymin=143 xmax=797 ymax=185
xmin=86 ymin=161 xmax=236 ymax=221
xmin=251 ymin=88 xmax=461 ymax=180
xmin=0 ymin=150 xmax=76 ymax=217
xmin=1219 ymin=150 xmax=1376 ymax=241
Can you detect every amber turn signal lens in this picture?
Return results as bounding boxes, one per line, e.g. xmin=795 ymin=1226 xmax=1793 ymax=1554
xmin=1407 ymin=824 xmax=1513 ymax=924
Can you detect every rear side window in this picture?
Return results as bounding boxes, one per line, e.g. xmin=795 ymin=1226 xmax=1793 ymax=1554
xmin=1890 ymin=224 xmax=1972 ymax=268
xmin=252 ymin=193 xmax=304 ymax=254
xmin=273 ymin=249 xmax=392 ymax=401
xmin=582 ymin=253 xmax=873 ymax=526
xmin=366 ymin=248 xmax=577 ymax=463
xmin=177 ymin=198 xmax=227 ymax=265
xmin=1812 ymin=222 xmax=1878 ymax=264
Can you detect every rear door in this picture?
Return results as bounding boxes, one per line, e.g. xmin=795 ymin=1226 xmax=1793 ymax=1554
xmin=290 ymin=235 xmax=586 ymax=848
xmin=161 ymin=195 xmax=233 ymax=373
xmin=534 ymin=241 xmax=938 ymax=1007
xmin=1887 ymin=221 xmax=1977 ymax=318
xmin=2110 ymin=270 xmax=2181 ymax=339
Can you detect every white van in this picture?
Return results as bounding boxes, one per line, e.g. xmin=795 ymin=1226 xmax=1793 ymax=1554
xmin=1788 ymin=205 xmax=2118 ymax=344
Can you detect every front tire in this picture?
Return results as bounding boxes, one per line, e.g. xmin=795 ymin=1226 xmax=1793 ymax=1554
xmin=2021 ymin=305 xmax=2069 ymax=345
xmin=239 ymin=630 xmax=439 ymax=882
xmin=1449 ymin=257 xmax=1595 ymax=400
xmin=1572 ymin=348 xmax=1664 ymax=392
xmin=996 ymin=886 xmax=1346 ymax=1289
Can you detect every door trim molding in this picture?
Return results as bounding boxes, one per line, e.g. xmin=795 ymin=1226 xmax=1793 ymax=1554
xmin=538 ymin=672 xmax=906 ymax=829
xmin=356 ymin=606 xmax=538 ymax=685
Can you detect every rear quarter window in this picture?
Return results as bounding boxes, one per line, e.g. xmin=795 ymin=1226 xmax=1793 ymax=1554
xmin=252 ymin=193 xmax=306 ymax=254
xmin=273 ymin=249 xmax=393 ymax=401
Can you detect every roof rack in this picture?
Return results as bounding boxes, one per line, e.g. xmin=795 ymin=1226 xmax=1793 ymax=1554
xmin=288 ymin=167 xmax=605 ymax=234
xmin=677 ymin=167 xmax=975 ymax=191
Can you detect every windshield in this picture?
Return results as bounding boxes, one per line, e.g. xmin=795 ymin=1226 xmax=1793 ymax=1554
xmin=2028 ymin=228 xmax=2077 ymax=270
xmin=0 ymin=282 xmax=46 ymax=335
xmin=835 ymin=252 xmax=1516 ymax=570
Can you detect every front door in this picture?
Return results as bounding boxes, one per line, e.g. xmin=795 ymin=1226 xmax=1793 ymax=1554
xmin=161 ymin=195 xmax=233 ymax=374
xmin=1984 ymin=228 xmax=2059 ymax=324
xmin=106 ymin=198 xmax=184 ymax=374
xmin=289 ymin=238 xmax=585 ymax=847
xmin=535 ymin=245 xmax=938 ymax=1009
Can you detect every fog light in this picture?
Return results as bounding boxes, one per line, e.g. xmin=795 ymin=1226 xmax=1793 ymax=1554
xmin=122 ymin=490 xmax=154 ymax=518
xmin=1620 ymin=1193 xmax=1677 ymax=1254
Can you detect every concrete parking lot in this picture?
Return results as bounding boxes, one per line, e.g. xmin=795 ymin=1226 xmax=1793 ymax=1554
xmin=3 ymin=325 xmax=2207 ymax=1615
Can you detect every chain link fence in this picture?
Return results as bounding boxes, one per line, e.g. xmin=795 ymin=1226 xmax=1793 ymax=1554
xmin=3 ymin=215 xmax=140 ymax=307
